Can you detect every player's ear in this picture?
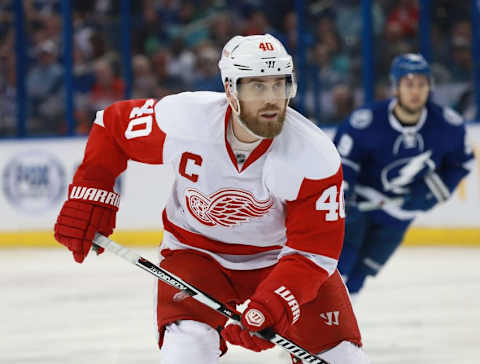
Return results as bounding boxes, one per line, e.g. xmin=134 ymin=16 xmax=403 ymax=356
xmin=225 ymin=81 xmax=240 ymax=113
xmin=224 ymin=81 xmax=231 ymax=98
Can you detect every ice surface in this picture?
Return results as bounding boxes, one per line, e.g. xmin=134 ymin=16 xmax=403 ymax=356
xmin=1 ymin=246 xmax=479 ymax=363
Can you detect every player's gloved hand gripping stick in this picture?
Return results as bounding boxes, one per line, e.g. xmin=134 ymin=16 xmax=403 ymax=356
xmin=92 ymin=233 xmax=330 ymax=364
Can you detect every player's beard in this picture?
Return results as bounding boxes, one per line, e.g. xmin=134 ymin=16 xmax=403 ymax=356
xmin=238 ymin=101 xmax=287 ymax=138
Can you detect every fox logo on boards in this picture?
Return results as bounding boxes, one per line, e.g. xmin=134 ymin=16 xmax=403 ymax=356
xmin=3 ymin=150 xmax=65 ymax=213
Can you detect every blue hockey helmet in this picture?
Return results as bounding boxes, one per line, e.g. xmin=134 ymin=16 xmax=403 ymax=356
xmin=390 ymin=53 xmax=432 ymax=87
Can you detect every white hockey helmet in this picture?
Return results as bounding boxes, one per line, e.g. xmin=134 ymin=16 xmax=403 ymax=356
xmin=218 ymin=34 xmax=297 ymax=101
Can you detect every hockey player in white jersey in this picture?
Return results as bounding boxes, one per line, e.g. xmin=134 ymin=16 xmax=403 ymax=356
xmin=54 ymin=34 xmax=370 ymax=364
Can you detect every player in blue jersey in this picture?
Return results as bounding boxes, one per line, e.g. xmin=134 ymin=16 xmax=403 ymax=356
xmin=333 ymin=53 xmax=475 ymax=300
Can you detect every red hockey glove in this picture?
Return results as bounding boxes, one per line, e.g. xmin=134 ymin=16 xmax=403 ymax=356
xmin=54 ymin=184 xmax=119 ymax=263
xmin=222 ymin=286 xmax=299 ymax=352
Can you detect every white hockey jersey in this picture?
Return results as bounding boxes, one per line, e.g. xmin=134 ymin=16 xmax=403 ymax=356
xmin=75 ymin=92 xmax=345 ymax=290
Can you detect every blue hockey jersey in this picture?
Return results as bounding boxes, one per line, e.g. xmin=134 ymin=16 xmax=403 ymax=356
xmin=333 ymin=99 xmax=475 ymax=225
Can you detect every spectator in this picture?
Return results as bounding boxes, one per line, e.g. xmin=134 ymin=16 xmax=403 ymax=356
xmin=375 ymin=82 xmax=390 ymax=101
xmin=150 ymin=47 xmax=185 ymax=94
xmin=330 ymin=84 xmax=355 ymax=124
xmin=191 ymin=43 xmax=223 ymax=91
xmin=320 ymin=30 xmax=350 ymax=78
xmin=134 ymin=0 xmax=168 ymax=55
xmin=455 ymin=83 xmax=477 ymax=121
xmin=74 ymin=94 xmax=95 ymax=135
xmin=73 ymin=46 xmax=95 ymax=94
xmin=208 ymin=12 xmax=236 ymax=50
xmin=0 ymin=52 xmax=16 ymax=136
xmin=89 ymin=31 xmax=110 ymax=60
xmin=384 ymin=0 xmax=419 ymax=43
xmin=450 ymin=38 xmax=473 ymax=83
xmin=132 ymin=54 xmax=157 ymax=98
xmin=26 ymin=39 xmax=63 ymax=133
xmin=167 ymin=37 xmax=196 ymax=86
xmin=166 ymin=0 xmax=208 ymax=47
xmin=157 ymin=0 xmax=181 ymax=29
xmin=311 ymin=43 xmax=348 ymax=90
xmin=89 ymin=58 xmax=124 ymax=112
xmin=271 ymin=10 xmax=297 ymax=54
xmin=2 ymin=0 xmax=478 ymax=138
xmin=0 ymin=3 xmax=12 ymax=39
xmin=448 ymin=20 xmax=473 ymax=83
xmin=428 ymin=23 xmax=452 ymax=83
xmin=242 ymin=8 xmax=271 ymax=36
xmin=335 ymin=0 xmax=385 ymax=50
xmin=314 ymin=15 xmax=336 ymax=40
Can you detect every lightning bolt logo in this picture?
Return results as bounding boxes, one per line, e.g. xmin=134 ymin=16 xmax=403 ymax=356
xmin=382 ymin=150 xmax=435 ymax=193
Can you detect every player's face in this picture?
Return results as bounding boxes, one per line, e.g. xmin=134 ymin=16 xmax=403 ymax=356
xmin=237 ymin=76 xmax=289 ymax=138
xmin=396 ymin=74 xmax=430 ymax=114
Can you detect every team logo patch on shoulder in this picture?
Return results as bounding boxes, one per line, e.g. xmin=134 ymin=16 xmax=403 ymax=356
xmin=337 ymin=134 xmax=353 ymax=157
xmin=185 ymin=188 xmax=273 ymax=227
xmin=443 ymin=107 xmax=463 ymax=126
xmin=350 ymin=109 xmax=373 ymax=129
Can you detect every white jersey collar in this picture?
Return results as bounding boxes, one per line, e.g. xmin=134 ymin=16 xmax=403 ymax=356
xmin=223 ymin=106 xmax=273 ymax=173
xmin=388 ymin=98 xmax=427 ymax=134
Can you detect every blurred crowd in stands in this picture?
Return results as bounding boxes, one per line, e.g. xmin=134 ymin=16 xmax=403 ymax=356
xmin=0 ymin=0 xmax=476 ymax=136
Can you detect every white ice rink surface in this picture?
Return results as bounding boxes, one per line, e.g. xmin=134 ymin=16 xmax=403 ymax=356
xmin=1 ymin=246 xmax=479 ymax=364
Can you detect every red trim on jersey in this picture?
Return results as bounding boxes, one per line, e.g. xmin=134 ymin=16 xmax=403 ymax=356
xmin=285 ymin=166 xmax=345 ymax=260
xmin=162 ymin=209 xmax=282 ymax=255
xmin=253 ymin=167 xmax=345 ymax=307
xmin=224 ymin=106 xmax=240 ymax=171
xmin=224 ymin=106 xmax=273 ymax=173
xmin=74 ymin=99 xmax=167 ymax=189
xmin=108 ymin=99 xmax=166 ymax=164
xmin=242 ymin=138 xmax=273 ymax=171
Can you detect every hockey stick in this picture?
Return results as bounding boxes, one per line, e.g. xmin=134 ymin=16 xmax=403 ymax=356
xmin=92 ymin=233 xmax=330 ymax=364
xmin=357 ymin=197 xmax=404 ymax=211
xmin=355 ymin=170 xmax=449 ymax=212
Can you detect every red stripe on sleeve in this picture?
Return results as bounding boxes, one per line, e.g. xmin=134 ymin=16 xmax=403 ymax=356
xmin=285 ymin=166 xmax=345 ymax=260
xmin=74 ymin=99 xmax=167 ymax=188
xmin=255 ymin=166 xmax=345 ymax=304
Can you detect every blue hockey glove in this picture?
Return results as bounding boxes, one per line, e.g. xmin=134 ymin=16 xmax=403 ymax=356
xmin=402 ymin=172 xmax=450 ymax=212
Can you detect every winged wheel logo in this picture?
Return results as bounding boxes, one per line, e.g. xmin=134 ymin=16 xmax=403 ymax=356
xmin=185 ymin=188 xmax=273 ymax=227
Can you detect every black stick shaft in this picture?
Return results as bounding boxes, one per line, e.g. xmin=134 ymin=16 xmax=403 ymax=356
xmin=92 ymin=233 xmax=330 ymax=364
